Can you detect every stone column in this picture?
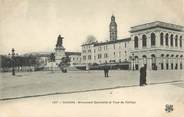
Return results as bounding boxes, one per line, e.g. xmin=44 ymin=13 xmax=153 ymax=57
xmin=156 ymin=56 xmax=160 ymax=70
xmin=173 ymin=35 xmax=175 ymax=49
xmin=156 ymin=32 xmax=160 ymax=48
xmin=147 ymin=33 xmax=151 ymax=48
xmin=138 ymin=35 xmax=142 ymax=49
xmin=163 ymin=33 xmax=165 ymax=48
xmin=168 ymin=33 xmax=170 ymax=48
xmin=147 ymin=58 xmax=152 ymax=71
xmin=168 ymin=57 xmax=171 ymax=70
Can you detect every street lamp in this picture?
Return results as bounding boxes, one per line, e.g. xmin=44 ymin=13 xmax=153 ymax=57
xmin=132 ymin=53 xmax=135 ymax=71
xmin=8 ymin=48 xmax=16 ymax=75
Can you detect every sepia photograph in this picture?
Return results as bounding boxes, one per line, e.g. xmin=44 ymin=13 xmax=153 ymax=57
xmin=0 ymin=0 xmax=184 ymax=117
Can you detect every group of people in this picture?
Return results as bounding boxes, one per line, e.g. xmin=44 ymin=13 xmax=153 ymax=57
xmin=103 ymin=63 xmax=147 ymax=86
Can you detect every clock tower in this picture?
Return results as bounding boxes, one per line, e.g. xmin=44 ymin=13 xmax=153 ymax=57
xmin=109 ymin=15 xmax=117 ymax=41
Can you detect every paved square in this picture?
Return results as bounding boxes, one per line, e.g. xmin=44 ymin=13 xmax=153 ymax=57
xmin=0 ymin=70 xmax=183 ymax=100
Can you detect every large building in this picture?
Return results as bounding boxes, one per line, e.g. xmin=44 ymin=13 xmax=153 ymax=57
xmin=130 ymin=21 xmax=184 ymax=70
xmin=81 ymin=15 xmax=130 ymax=66
xmin=81 ymin=15 xmax=184 ymax=71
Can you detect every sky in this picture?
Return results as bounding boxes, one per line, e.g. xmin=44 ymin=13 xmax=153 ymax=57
xmin=0 ymin=0 xmax=184 ymax=55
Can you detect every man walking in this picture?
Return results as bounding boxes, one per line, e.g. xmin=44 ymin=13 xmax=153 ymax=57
xmin=140 ymin=65 xmax=147 ymax=86
xmin=104 ymin=62 xmax=109 ymax=77
xmin=143 ymin=65 xmax=147 ymax=85
xmin=140 ymin=66 xmax=144 ymax=86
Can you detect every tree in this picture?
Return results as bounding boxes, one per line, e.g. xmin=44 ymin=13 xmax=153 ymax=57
xmin=85 ymin=35 xmax=97 ymax=44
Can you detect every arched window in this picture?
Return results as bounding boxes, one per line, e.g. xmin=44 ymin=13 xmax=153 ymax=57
xmin=151 ymin=33 xmax=156 ymax=46
xmin=134 ymin=36 xmax=138 ymax=48
xmin=175 ymin=35 xmax=178 ymax=47
xmin=170 ymin=55 xmax=174 ymax=69
xmin=160 ymin=33 xmax=164 ymax=46
xmin=142 ymin=55 xmax=147 ymax=67
xmin=166 ymin=54 xmax=169 ymax=70
xmin=180 ymin=55 xmax=183 ymax=69
xmin=142 ymin=35 xmax=147 ymax=47
xmin=165 ymin=33 xmax=169 ymax=46
xmin=180 ymin=36 xmax=182 ymax=47
xmin=151 ymin=54 xmax=157 ymax=70
xmin=135 ymin=56 xmax=139 ymax=70
xmin=175 ymin=55 xmax=179 ymax=69
xmin=170 ymin=34 xmax=173 ymax=47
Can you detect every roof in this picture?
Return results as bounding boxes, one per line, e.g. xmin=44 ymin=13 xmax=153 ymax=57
xmin=81 ymin=38 xmax=131 ymax=46
xmin=94 ymin=38 xmax=131 ymax=46
xmin=130 ymin=21 xmax=184 ymax=33
xmin=81 ymin=42 xmax=98 ymax=46
xmin=65 ymin=52 xmax=81 ymax=56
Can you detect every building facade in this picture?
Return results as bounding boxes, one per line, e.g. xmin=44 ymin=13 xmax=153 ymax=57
xmin=130 ymin=21 xmax=184 ymax=70
xmin=81 ymin=15 xmax=130 ymax=65
xmin=81 ymin=16 xmax=184 ymax=71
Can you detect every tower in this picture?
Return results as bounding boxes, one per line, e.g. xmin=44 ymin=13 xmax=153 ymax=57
xmin=55 ymin=35 xmax=65 ymax=65
xmin=109 ymin=15 xmax=117 ymax=41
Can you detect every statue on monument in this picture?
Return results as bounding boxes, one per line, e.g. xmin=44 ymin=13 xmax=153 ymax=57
xmin=56 ymin=35 xmax=64 ymax=47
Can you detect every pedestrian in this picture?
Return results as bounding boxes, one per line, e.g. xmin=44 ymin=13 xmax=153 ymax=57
xmin=139 ymin=65 xmax=144 ymax=86
xmin=140 ymin=64 xmax=147 ymax=86
xmin=104 ymin=62 xmax=109 ymax=77
xmin=143 ymin=65 xmax=147 ymax=85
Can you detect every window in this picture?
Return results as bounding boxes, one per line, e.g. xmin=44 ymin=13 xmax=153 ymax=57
xmin=160 ymin=33 xmax=164 ymax=46
xmin=165 ymin=33 xmax=169 ymax=46
xmin=88 ymin=55 xmax=91 ymax=60
xmin=88 ymin=50 xmax=91 ymax=53
xmin=175 ymin=35 xmax=178 ymax=47
xmin=98 ymin=54 xmax=102 ymax=59
xmin=83 ymin=50 xmax=86 ymax=53
xmin=151 ymin=33 xmax=156 ymax=46
xmin=170 ymin=34 xmax=173 ymax=47
xmin=83 ymin=56 xmax=86 ymax=60
xmin=134 ymin=36 xmax=138 ymax=48
xmin=142 ymin=35 xmax=147 ymax=47
xmin=94 ymin=56 xmax=96 ymax=60
xmin=125 ymin=43 xmax=127 ymax=48
xmin=104 ymin=53 xmax=108 ymax=58
xmin=94 ymin=49 xmax=96 ymax=53
xmin=160 ymin=54 xmax=164 ymax=70
xmin=180 ymin=36 xmax=182 ymax=47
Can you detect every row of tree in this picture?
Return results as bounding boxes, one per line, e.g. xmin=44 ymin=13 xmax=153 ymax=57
xmin=0 ymin=55 xmax=39 ymax=69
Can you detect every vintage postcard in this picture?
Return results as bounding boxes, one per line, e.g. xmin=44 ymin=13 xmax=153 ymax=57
xmin=0 ymin=0 xmax=184 ymax=117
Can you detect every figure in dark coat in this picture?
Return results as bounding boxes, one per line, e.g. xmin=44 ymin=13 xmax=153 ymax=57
xmin=143 ymin=65 xmax=147 ymax=85
xmin=140 ymin=66 xmax=144 ymax=86
xmin=104 ymin=63 xmax=110 ymax=77
xmin=140 ymin=65 xmax=147 ymax=86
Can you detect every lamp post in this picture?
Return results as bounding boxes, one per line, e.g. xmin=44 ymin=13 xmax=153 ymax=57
xmin=132 ymin=53 xmax=135 ymax=71
xmin=8 ymin=48 xmax=15 ymax=75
